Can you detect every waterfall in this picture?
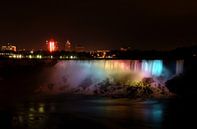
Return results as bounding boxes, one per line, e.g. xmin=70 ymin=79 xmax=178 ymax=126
xmin=38 ymin=60 xmax=184 ymax=94
xmin=176 ymin=60 xmax=184 ymax=75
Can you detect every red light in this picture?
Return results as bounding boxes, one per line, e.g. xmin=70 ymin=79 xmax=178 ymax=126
xmin=48 ymin=39 xmax=56 ymax=52
xmin=49 ymin=41 xmax=55 ymax=52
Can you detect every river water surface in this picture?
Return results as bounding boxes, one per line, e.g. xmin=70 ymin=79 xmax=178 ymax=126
xmin=0 ymin=96 xmax=195 ymax=129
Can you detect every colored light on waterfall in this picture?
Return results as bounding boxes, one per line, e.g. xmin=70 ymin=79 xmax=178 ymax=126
xmin=142 ymin=61 xmax=149 ymax=72
xmin=152 ymin=60 xmax=163 ymax=76
xmin=142 ymin=60 xmax=163 ymax=76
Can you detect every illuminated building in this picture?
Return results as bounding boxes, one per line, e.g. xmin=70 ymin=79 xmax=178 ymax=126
xmin=120 ymin=47 xmax=131 ymax=51
xmin=120 ymin=47 xmax=127 ymax=51
xmin=65 ymin=40 xmax=72 ymax=51
xmin=90 ymin=50 xmax=110 ymax=58
xmin=1 ymin=43 xmax=17 ymax=52
xmin=46 ymin=39 xmax=58 ymax=52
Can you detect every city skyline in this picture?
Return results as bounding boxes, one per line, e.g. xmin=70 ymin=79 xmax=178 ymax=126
xmin=0 ymin=0 xmax=197 ymax=50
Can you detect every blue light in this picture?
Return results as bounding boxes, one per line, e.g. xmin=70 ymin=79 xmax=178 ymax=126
xmin=152 ymin=60 xmax=163 ymax=76
xmin=142 ymin=60 xmax=163 ymax=76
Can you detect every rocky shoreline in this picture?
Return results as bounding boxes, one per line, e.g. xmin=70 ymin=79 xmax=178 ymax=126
xmin=36 ymin=77 xmax=174 ymax=99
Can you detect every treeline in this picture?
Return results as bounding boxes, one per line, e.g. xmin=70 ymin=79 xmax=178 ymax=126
xmin=109 ymin=45 xmax=197 ymax=59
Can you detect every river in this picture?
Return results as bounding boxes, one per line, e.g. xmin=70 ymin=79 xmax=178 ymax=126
xmin=0 ymin=96 xmax=195 ymax=129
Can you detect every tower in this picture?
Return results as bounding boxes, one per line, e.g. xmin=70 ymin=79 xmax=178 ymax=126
xmin=46 ymin=39 xmax=58 ymax=52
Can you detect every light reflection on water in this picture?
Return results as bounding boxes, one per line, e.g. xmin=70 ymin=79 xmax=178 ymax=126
xmin=0 ymin=97 xmax=194 ymax=129
xmin=12 ymin=103 xmax=48 ymax=129
xmin=142 ymin=101 xmax=164 ymax=128
xmin=8 ymin=98 xmax=167 ymax=129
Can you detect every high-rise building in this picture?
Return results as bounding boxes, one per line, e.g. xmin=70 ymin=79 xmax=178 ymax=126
xmin=46 ymin=39 xmax=58 ymax=52
xmin=65 ymin=40 xmax=72 ymax=51
xmin=1 ymin=43 xmax=17 ymax=52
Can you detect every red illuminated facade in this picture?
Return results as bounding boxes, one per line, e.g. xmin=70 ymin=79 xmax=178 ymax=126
xmin=46 ymin=39 xmax=57 ymax=52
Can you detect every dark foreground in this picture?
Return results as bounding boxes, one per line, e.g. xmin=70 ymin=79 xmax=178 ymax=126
xmin=0 ymin=95 xmax=196 ymax=129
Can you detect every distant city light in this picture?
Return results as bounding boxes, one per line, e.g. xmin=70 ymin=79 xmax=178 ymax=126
xmin=30 ymin=50 xmax=34 ymax=54
xmin=29 ymin=55 xmax=32 ymax=59
xmin=17 ymin=54 xmax=22 ymax=58
xmin=36 ymin=55 xmax=42 ymax=59
xmin=47 ymin=39 xmax=57 ymax=52
xmin=49 ymin=41 xmax=55 ymax=52
xmin=38 ymin=106 xmax=45 ymax=113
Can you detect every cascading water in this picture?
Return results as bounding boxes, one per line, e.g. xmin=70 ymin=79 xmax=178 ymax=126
xmin=176 ymin=60 xmax=184 ymax=75
xmin=37 ymin=60 xmax=184 ymax=95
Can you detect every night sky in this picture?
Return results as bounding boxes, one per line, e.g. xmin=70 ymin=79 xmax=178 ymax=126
xmin=0 ymin=0 xmax=197 ymax=50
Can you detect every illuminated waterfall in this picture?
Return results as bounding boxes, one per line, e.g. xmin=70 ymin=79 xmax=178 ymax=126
xmin=39 ymin=60 xmax=184 ymax=93
xmin=141 ymin=60 xmax=163 ymax=77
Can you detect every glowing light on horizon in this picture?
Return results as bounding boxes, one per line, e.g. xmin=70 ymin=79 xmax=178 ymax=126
xmin=29 ymin=55 xmax=32 ymax=59
xmin=47 ymin=39 xmax=57 ymax=52
xmin=49 ymin=41 xmax=55 ymax=52
xmin=36 ymin=55 xmax=42 ymax=59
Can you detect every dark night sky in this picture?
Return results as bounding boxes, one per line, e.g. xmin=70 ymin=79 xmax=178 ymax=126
xmin=0 ymin=0 xmax=197 ymax=50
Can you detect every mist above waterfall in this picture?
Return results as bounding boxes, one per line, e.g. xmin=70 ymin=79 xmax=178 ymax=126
xmin=37 ymin=60 xmax=184 ymax=95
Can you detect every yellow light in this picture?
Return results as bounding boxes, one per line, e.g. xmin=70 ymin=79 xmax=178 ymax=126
xmin=18 ymin=55 xmax=22 ymax=58
xmin=38 ymin=106 xmax=45 ymax=113
xmin=36 ymin=55 xmax=42 ymax=59
xmin=38 ymin=103 xmax=45 ymax=113
xmin=28 ymin=114 xmax=34 ymax=120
